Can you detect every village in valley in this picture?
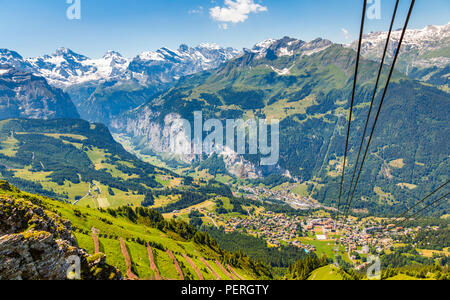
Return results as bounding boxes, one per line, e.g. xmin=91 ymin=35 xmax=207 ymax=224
xmin=196 ymin=203 xmax=435 ymax=269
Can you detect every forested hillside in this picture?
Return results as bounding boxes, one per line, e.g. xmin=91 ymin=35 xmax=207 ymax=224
xmin=115 ymin=42 xmax=449 ymax=215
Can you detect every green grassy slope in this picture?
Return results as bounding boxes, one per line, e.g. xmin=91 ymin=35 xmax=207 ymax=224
xmin=0 ymin=181 xmax=271 ymax=280
xmin=0 ymin=118 xmax=186 ymax=206
xmin=307 ymin=265 xmax=344 ymax=280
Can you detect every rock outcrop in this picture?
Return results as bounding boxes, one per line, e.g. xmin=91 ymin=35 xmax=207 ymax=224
xmin=0 ymin=182 xmax=122 ymax=280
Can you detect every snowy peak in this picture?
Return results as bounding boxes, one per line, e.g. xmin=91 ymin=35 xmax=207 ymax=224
xmin=53 ymin=47 xmax=88 ymax=61
xmin=13 ymin=48 xmax=133 ymax=87
xmin=0 ymin=44 xmax=240 ymax=88
xmin=128 ymin=44 xmax=240 ymax=84
xmin=0 ymin=48 xmax=24 ymax=61
xmin=0 ymin=49 xmax=31 ymax=71
xmin=248 ymin=37 xmax=332 ymax=59
xmin=133 ymin=43 xmax=239 ymax=66
xmin=103 ymin=50 xmax=123 ymax=58
xmin=24 ymin=48 xmax=128 ymax=87
xmin=352 ymin=23 xmax=450 ymax=85
xmin=357 ymin=23 xmax=450 ymax=57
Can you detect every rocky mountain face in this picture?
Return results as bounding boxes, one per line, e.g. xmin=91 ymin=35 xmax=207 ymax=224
xmin=353 ymin=23 xmax=450 ymax=85
xmin=0 ymin=181 xmax=122 ymax=280
xmin=0 ymin=67 xmax=80 ymax=120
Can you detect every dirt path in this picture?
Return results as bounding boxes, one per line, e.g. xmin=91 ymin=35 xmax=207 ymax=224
xmin=91 ymin=230 xmax=100 ymax=254
xmin=120 ymin=238 xmax=138 ymax=280
xmin=73 ymin=183 xmax=92 ymax=205
xmin=227 ymin=265 xmax=244 ymax=280
xmin=215 ymin=260 xmax=235 ymax=280
xmin=166 ymin=250 xmax=184 ymax=280
xmin=183 ymin=254 xmax=204 ymax=280
xmin=147 ymin=243 xmax=161 ymax=280
xmin=199 ymin=257 xmax=221 ymax=280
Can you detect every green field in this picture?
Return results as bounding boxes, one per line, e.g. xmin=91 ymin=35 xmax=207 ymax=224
xmin=308 ymin=265 xmax=344 ymax=280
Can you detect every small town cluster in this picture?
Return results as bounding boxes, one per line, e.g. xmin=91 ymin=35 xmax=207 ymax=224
xmin=206 ymin=209 xmax=429 ymax=266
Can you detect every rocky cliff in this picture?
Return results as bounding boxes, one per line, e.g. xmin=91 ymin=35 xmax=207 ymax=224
xmin=0 ymin=181 xmax=122 ymax=280
xmin=0 ymin=67 xmax=80 ymax=120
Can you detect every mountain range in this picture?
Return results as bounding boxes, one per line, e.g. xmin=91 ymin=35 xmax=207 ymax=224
xmin=0 ymin=24 xmax=448 ymax=124
xmin=0 ymin=44 xmax=239 ymax=88
xmin=353 ymin=23 xmax=450 ymax=85
xmin=0 ymin=44 xmax=240 ymax=124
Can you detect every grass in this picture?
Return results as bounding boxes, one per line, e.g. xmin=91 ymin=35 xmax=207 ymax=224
xmin=0 ymin=134 xmax=19 ymax=157
xmin=153 ymin=249 xmax=179 ymax=279
xmin=308 ymin=265 xmax=343 ymax=280
xmin=1 ymin=132 xmax=153 ymax=207
xmin=298 ymin=237 xmax=336 ymax=258
xmin=292 ymin=183 xmax=309 ymax=197
xmin=373 ymin=186 xmax=396 ymax=206
xmin=163 ymin=200 xmax=216 ymax=219
xmin=263 ymin=95 xmax=317 ymax=121
xmin=151 ymin=195 xmax=181 ymax=209
xmin=12 ymin=167 xmax=91 ymax=202
xmin=385 ymin=273 xmax=423 ymax=281
xmin=126 ymin=241 xmax=155 ymax=279
xmin=418 ymin=248 xmax=450 ymax=258
xmin=0 ymin=184 xmax=262 ymax=280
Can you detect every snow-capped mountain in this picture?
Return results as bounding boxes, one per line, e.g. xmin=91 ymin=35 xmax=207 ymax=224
xmin=352 ymin=23 xmax=450 ymax=85
xmin=0 ymin=44 xmax=240 ymax=88
xmin=128 ymin=44 xmax=240 ymax=85
xmin=0 ymin=49 xmax=31 ymax=71
xmin=24 ymin=48 xmax=131 ymax=87
xmin=0 ymin=44 xmax=240 ymax=124
xmin=247 ymin=37 xmax=332 ymax=59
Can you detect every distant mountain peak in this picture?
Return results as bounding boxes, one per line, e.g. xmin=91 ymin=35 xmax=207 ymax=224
xmin=249 ymin=37 xmax=332 ymax=60
xmin=103 ymin=50 xmax=123 ymax=58
xmin=353 ymin=23 xmax=450 ymax=85
xmin=0 ymin=48 xmax=23 ymax=60
xmin=0 ymin=43 xmax=241 ymax=88
xmin=53 ymin=47 xmax=88 ymax=61
xmin=198 ymin=43 xmax=221 ymax=50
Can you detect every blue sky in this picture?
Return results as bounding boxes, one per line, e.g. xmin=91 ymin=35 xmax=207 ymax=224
xmin=0 ymin=0 xmax=449 ymax=58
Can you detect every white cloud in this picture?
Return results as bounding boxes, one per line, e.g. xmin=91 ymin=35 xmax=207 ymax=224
xmin=210 ymin=0 xmax=267 ymax=27
xmin=342 ymin=28 xmax=353 ymax=41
